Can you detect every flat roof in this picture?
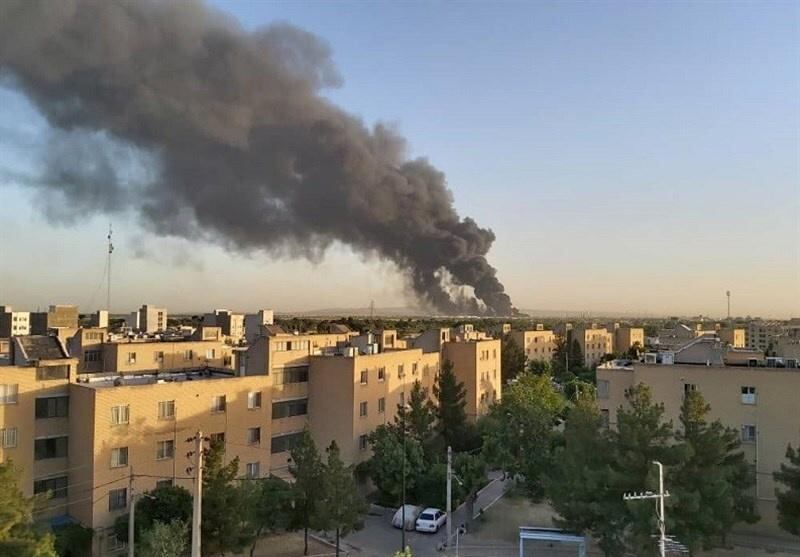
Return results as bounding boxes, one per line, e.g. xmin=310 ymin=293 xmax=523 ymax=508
xmin=76 ymin=367 xmax=239 ymax=389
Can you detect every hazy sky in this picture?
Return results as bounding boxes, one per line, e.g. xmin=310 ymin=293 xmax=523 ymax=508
xmin=1 ymin=1 xmax=798 ymax=318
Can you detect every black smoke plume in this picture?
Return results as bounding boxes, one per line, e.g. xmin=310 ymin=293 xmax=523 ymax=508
xmin=0 ymin=0 xmax=514 ymax=315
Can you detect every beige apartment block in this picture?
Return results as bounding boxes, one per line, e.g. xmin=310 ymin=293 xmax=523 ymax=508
xmin=30 ymin=305 xmax=79 ymax=335
xmin=719 ymin=328 xmax=746 ymax=348
xmin=597 ymin=361 xmax=800 ymax=537
xmin=101 ymin=339 xmax=233 ymax=374
xmin=308 ymin=348 xmax=440 ymax=465
xmin=509 ymin=326 xmax=556 ymax=362
xmin=0 ymin=305 xmax=30 ymax=337
xmin=137 ymin=305 xmax=167 ymax=333
xmin=572 ymin=324 xmax=613 ymax=367
xmin=442 ymin=338 xmax=501 ymax=419
xmin=203 ymin=309 xmax=245 ymax=342
xmin=606 ymin=324 xmax=645 ymax=354
xmin=68 ymin=327 xmax=108 ymax=373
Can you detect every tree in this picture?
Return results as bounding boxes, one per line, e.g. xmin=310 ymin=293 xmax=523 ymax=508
xmin=396 ymin=380 xmax=436 ymax=448
xmin=501 ymin=336 xmax=526 ymax=383
xmin=483 ymin=373 xmax=565 ymax=498
xmin=366 ymin=424 xmax=426 ymax=506
xmin=114 ymin=485 xmax=192 ymax=543
xmin=0 ymin=462 xmax=56 ymax=557
xmin=527 ymin=359 xmax=553 ymax=376
xmin=289 ymin=429 xmax=325 ymax=556
xmin=139 ymin=520 xmax=188 ymax=557
xmin=611 ymin=383 xmax=677 ymax=555
xmin=453 ymin=452 xmax=487 ymax=526
xmin=202 ymin=441 xmax=253 ymax=556
xmin=245 ymin=477 xmax=292 ymax=557
xmin=670 ymin=390 xmax=758 ymax=553
xmin=775 ymin=444 xmax=800 ymax=536
xmin=433 ymin=359 xmax=471 ymax=451
xmin=52 ymin=523 xmax=92 ymax=557
xmin=318 ymin=442 xmax=365 ymax=557
xmin=547 ymin=397 xmax=626 ymax=557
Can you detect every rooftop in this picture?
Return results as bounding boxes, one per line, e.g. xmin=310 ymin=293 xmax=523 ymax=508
xmin=76 ymin=367 xmax=238 ymax=389
xmin=16 ymin=335 xmax=69 ymax=360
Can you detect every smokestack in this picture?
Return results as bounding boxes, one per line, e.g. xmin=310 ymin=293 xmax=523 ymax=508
xmin=0 ymin=0 xmax=514 ymax=316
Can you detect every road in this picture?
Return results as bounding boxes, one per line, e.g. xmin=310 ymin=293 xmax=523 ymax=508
xmin=339 ymin=472 xmax=511 ymax=557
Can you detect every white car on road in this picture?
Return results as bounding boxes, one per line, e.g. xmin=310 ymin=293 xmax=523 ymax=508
xmin=414 ymin=508 xmax=447 ymax=533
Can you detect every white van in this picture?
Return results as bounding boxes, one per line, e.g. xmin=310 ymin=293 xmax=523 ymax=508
xmin=392 ymin=504 xmax=423 ymax=530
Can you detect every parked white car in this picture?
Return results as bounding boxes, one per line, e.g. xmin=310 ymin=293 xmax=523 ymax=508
xmin=392 ymin=504 xmax=423 ymax=531
xmin=414 ymin=507 xmax=447 ymax=533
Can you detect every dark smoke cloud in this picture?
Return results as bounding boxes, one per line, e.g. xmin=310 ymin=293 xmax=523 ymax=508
xmin=0 ymin=0 xmax=514 ymax=315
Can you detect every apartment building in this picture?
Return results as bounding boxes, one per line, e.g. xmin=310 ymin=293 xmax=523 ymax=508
xmin=203 ymin=309 xmax=245 ymax=342
xmin=605 ymin=323 xmax=645 ymax=354
xmin=719 ymin=327 xmax=746 ymax=348
xmin=572 ymin=324 xmax=614 ymax=367
xmin=101 ymin=339 xmax=233 ymax=374
xmin=442 ymin=338 xmax=501 ymax=419
xmin=597 ymin=357 xmax=800 ymax=537
xmin=136 ymin=305 xmax=167 ymax=334
xmin=0 ymin=305 xmax=30 ymax=337
xmin=68 ymin=327 xmax=108 ymax=373
xmin=747 ymin=320 xmax=787 ymax=352
xmin=308 ymin=347 xmax=440 ymax=465
xmin=30 ymin=305 xmax=79 ymax=335
xmin=509 ymin=325 xmax=555 ymax=362
xmin=243 ymin=310 xmax=275 ymax=344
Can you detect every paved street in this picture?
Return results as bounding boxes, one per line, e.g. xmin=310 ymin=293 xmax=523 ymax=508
xmin=339 ymin=472 xmax=512 ymax=557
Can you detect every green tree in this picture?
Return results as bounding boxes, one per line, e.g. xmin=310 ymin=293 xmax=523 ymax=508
xmin=433 ymin=359 xmax=471 ymax=451
xmin=547 ymin=397 xmax=626 ymax=557
xmin=52 ymin=524 xmax=92 ymax=557
xmin=202 ymin=441 xmax=253 ymax=556
xmin=569 ymin=338 xmax=585 ymax=370
xmin=670 ymin=390 xmax=758 ymax=553
xmin=139 ymin=520 xmax=188 ymax=557
xmin=289 ymin=429 xmax=325 ymax=556
xmin=453 ymin=452 xmax=487 ymax=526
xmin=774 ymin=444 xmax=800 ymax=536
xmin=245 ymin=477 xmax=292 ymax=557
xmin=366 ymin=425 xmax=426 ymax=506
xmin=483 ymin=373 xmax=565 ymax=498
xmin=396 ymin=380 xmax=436 ymax=447
xmin=612 ymin=384 xmax=677 ymax=555
xmin=501 ymin=336 xmax=526 ymax=383
xmin=0 ymin=462 xmax=56 ymax=557
xmin=527 ymin=359 xmax=553 ymax=376
xmin=114 ymin=485 xmax=192 ymax=543
xmin=318 ymin=441 xmax=365 ymax=557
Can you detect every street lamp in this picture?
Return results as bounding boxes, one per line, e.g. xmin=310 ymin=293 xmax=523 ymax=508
xmin=400 ymin=400 xmax=409 ymax=552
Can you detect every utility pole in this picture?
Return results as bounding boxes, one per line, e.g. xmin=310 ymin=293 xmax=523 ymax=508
xmin=446 ymin=445 xmax=452 ymax=548
xmin=623 ymin=460 xmax=669 ymax=557
xmin=726 ymin=290 xmax=731 ymax=321
xmin=107 ymin=223 xmax=113 ymax=312
xmin=128 ymin=467 xmax=135 ymax=557
xmin=190 ymin=431 xmax=203 ymax=557
xmin=400 ymin=410 xmax=406 ymax=553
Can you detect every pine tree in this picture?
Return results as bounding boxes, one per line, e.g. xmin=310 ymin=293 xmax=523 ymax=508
xmin=318 ymin=441 xmax=366 ymax=557
xmin=774 ymin=444 xmax=800 ymax=536
xmin=366 ymin=424 xmax=426 ymax=506
xmin=501 ymin=335 xmax=526 ymax=383
xmin=396 ymin=380 xmax=436 ymax=447
xmin=433 ymin=359 xmax=470 ymax=451
xmin=246 ymin=477 xmax=292 ymax=557
xmin=289 ymin=429 xmax=325 ymax=555
xmin=547 ymin=397 xmax=626 ymax=557
xmin=670 ymin=390 xmax=757 ymax=553
xmin=0 ymin=462 xmax=56 ymax=557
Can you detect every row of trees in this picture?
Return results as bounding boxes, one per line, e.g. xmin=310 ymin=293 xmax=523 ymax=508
xmin=114 ymin=432 xmax=363 ymax=557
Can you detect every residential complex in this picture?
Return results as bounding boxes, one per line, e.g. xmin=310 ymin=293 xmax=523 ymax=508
xmin=30 ymin=305 xmax=79 ymax=335
xmin=509 ymin=325 xmax=556 ymax=362
xmin=598 ymin=347 xmax=800 ymax=536
xmin=606 ymin=323 xmax=645 ymax=354
xmin=571 ymin=324 xmax=614 ymax=367
xmin=0 ymin=305 xmax=30 ymax=337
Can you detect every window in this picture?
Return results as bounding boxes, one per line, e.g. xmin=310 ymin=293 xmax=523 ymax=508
xmin=108 ymin=488 xmax=127 ymax=511
xmin=158 ymin=400 xmax=175 ymax=420
xmin=156 ymin=479 xmax=173 ymax=489
xmin=35 ymin=396 xmax=69 ymax=419
xmin=37 ymin=365 xmax=70 ymax=380
xmin=205 ymin=349 xmax=215 ymax=359
xmin=35 ymin=436 xmax=68 ymax=460
xmin=412 ymin=363 xmax=418 ymax=376
xmin=360 ymin=370 xmax=368 ymax=385
xmin=247 ymin=427 xmax=261 ymax=445
xmin=741 ymin=425 xmax=757 ymax=443
xmin=1 ymin=427 xmax=18 ymax=448
xmin=110 ymin=447 xmax=129 ymax=468
xmin=248 ymin=392 xmax=262 ymax=410
xmin=246 ymin=462 xmax=260 ymax=479
xmin=493 ymin=349 xmax=497 ymax=359
xmin=127 ymin=352 xmax=137 ymax=365
xmin=272 ymin=399 xmax=308 ymax=419
xmin=271 ymin=432 xmax=304 ymax=454
xmin=378 ymin=397 xmax=385 ymax=414
xmin=211 ymin=395 xmax=226 ymax=413
xmin=106 ymin=534 xmax=125 ymax=551
xmin=184 ymin=350 xmax=193 ymax=361
xmin=111 ymin=405 xmax=130 ymax=425
xmin=0 ymin=384 xmax=19 ymax=405
xmin=272 ymin=366 xmax=309 ymax=385
xmin=741 ymin=386 xmax=756 ymax=405
xmin=153 ymin=351 xmax=164 ymax=363
xmin=597 ymin=380 xmax=610 ymax=399
xmin=210 ymin=432 xmax=225 ymax=446
xmin=359 ymin=401 xmax=368 ymax=417
xmin=683 ymin=383 xmax=697 ymax=395
xmin=34 ymin=476 xmax=68 ymax=500
xmin=156 ymin=440 xmax=174 ymax=460
xmin=84 ymin=350 xmax=102 ymax=363
xmin=377 ymin=367 xmax=385 ymax=381
xmin=359 ymin=434 xmax=368 ymax=451
xmin=399 ymin=392 xmax=405 ymax=406
xmin=397 ymin=364 xmax=404 ymax=379
xmin=600 ymin=409 xmax=610 ymax=429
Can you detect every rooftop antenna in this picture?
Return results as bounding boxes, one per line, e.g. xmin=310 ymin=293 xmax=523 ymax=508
xmin=107 ymin=223 xmax=114 ymax=312
xmin=726 ymin=290 xmax=731 ymax=321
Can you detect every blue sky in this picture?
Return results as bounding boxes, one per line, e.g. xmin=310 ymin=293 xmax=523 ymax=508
xmin=1 ymin=1 xmax=798 ymax=317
